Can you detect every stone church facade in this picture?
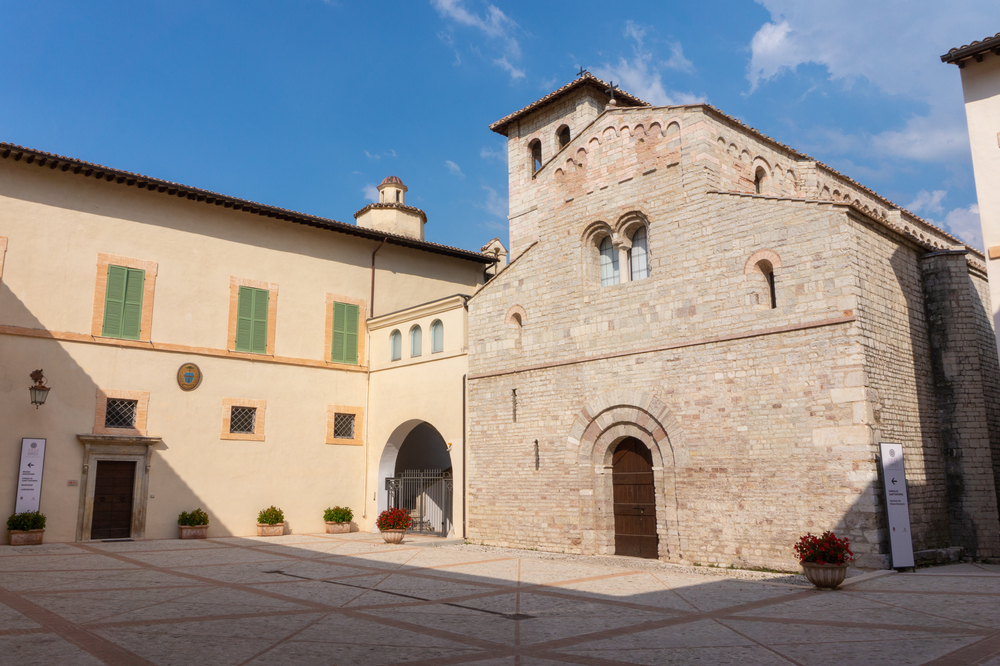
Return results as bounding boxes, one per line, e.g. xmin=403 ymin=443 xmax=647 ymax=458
xmin=466 ymin=75 xmax=1000 ymax=569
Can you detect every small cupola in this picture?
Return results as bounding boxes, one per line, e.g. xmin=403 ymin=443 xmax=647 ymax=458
xmin=355 ymin=176 xmax=427 ymax=240
xmin=378 ymin=175 xmax=407 ymax=205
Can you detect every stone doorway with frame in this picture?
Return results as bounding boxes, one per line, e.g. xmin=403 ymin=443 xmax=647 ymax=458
xmin=76 ymin=435 xmax=160 ymax=541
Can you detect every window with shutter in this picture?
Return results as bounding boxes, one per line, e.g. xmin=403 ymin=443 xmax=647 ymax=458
xmin=330 ymin=302 xmax=359 ymax=365
xmin=102 ymin=265 xmax=144 ymax=340
xmin=235 ymin=286 xmax=269 ymax=354
xmin=431 ymin=320 xmax=443 ymax=353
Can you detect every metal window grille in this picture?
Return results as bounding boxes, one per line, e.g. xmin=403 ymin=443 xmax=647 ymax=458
xmin=230 ymin=406 xmax=256 ymax=434
xmin=333 ymin=413 xmax=355 ymax=439
xmin=105 ymin=399 xmax=137 ymax=429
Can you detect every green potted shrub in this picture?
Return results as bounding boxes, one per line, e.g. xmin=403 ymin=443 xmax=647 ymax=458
xmin=794 ymin=531 xmax=854 ymax=589
xmin=257 ymin=506 xmax=284 ymax=536
xmin=323 ymin=506 xmax=353 ymax=534
xmin=375 ymin=507 xmax=412 ymax=544
xmin=177 ymin=508 xmax=209 ymax=539
xmin=7 ymin=510 xmax=46 ymax=546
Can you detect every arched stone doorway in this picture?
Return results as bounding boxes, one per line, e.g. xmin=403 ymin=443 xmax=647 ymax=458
xmin=569 ymin=389 xmax=687 ymax=561
xmin=612 ymin=438 xmax=659 ymax=559
xmin=377 ymin=421 xmax=453 ymax=536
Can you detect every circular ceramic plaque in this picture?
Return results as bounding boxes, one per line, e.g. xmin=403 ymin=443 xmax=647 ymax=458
xmin=176 ymin=363 xmax=202 ymax=391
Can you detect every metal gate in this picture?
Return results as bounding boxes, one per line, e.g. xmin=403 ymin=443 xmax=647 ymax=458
xmin=385 ymin=469 xmax=453 ymax=536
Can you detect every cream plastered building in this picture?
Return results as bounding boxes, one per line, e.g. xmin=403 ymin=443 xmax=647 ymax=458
xmin=0 ymin=151 xmax=494 ymax=542
xmin=943 ymin=33 xmax=1000 ymax=361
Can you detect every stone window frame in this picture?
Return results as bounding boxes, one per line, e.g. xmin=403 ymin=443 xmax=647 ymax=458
xmin=744 ymin=249 xmax=783 ymax=310
xmin=227 ymin=277 xmax=278 ymax=356
xmin=93 ymin=389 xmax=150 ymax=436
xmin=325 ymin=293 xmax=367 ymax=366
xmin=326 ymin=404 xmax=364 ymax=446
xmin=90 ymin=253 xmax=159 ymax=342
xmin=505 ymin=304 xmax=526 ymax=327
xmin=220 ymin=398 xmax=267 ymax=441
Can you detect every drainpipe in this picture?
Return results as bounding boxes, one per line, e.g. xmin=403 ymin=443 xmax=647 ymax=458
xmin=363 ymin=237 xmax=387 ymax=523
xmin=370 ymin=237 xmax=387 ymax=318
xmin=462 ymin=373 xmax=467 ymax=540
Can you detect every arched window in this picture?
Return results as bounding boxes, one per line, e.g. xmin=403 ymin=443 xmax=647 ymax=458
xmin=410 ymin=325 xmax=422 ymax=357
xmin=395 ymin=191 xmax=400 ymax=202
xmin=431 ymin=320 xmax=443 ymax=353
xmin=754 ymin=167 xmax=767 ymax=194
xmin=758 ymin=261 xmax=776 ymax=309
xmin=629 ymin=227 xmax=649 ymax=281
xmin=599 ymin=236 xmax=619 ymax=287
xmin=529 ymin=139 xmax=542 ymax=173
xmin=557 ymin=125 xmax=570 ymax=149
xmin=390 ymin=330 xmax=402 ymax=361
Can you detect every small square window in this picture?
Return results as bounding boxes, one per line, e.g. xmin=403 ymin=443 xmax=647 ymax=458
xmin=105 ymin=399 xmax=138 ymax=429
xmin=230 ymin=406 xmax=256 ymax=434
xmin=333 ymin=413 xmax=355 ymax=440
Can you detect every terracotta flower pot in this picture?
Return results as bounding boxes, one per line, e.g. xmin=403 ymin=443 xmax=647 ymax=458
xmin=325 ymin=522 xmax=350 ymax=534
xmin=257 ymin=523 xmax=284 ymax=537
xmin=10 ymin=529 xmax=44 ymax=546
xmin=802 ymin=562 xmax=849 ymax=589
xmin=381 ymin=529 xmax=406 ymax=544
xmin=178 ymin=524 xmax=209 ymax=539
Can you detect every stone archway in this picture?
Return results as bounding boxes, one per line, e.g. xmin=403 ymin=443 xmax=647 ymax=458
xmin=376 ymin=420 xmax=453 ymax=535
xmin=568 ymin=389 xmax=688 ymax=561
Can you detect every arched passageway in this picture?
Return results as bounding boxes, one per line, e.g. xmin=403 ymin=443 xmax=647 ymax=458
xmin=377 ymin=421 xmax=453 ymax=536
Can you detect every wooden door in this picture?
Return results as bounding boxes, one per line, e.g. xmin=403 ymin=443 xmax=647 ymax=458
xmin=91 ymin=461 xmax=135 ymax=540
xmin=613 ymin=438 xmax=659 ymax=558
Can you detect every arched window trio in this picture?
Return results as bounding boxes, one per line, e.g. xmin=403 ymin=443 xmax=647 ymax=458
xmin=389 ymin=319 xmax=444 ymax=361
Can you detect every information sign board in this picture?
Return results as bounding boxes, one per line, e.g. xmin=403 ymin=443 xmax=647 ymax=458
xmin=878 ymin=442 xmax=914 ymax=568
xmin=15 ymin=438 xmax=46 ymax=514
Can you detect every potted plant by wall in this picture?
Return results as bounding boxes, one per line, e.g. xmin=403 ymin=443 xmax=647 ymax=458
xmin=257 ymin=506 xmax=285 ymax=537
xmin=177 ymin=508 xmax=209 ymax=539
xmin=7 ymin=510 xmax=46 ymax=546
xmin=794 ymin=531 xmax=854 ymax=589
xmin=323 ymin=506 xmax=353 ymax=534
xmin=376 ymin=507 xmax=412 ymax=544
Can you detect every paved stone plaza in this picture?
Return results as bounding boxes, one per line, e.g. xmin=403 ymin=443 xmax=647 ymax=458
xmin=0 ymin=532 xmax=998 ymax=665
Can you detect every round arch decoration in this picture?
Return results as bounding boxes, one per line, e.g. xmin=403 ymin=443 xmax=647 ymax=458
xmin=614 ymin=210 xmax=650 ymax=239
xmin=567 ymin=388 xmax=688 ymax=561
xmin=743 ymin=249 xmax=783 ymax=274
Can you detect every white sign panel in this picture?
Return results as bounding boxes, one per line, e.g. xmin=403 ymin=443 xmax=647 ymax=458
xmin=879 ymin=442 xmax=914 ymax=568
xmin=15 ymin=438 xmax=46 ymax=514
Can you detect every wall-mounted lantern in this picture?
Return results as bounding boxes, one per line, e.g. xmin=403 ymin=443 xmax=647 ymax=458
xmin=29 ymin=370 xmax=50 ymax=408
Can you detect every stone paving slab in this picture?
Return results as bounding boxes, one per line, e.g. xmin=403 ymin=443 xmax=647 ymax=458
xmin=0 ymin=532 xmax=999 ymax=665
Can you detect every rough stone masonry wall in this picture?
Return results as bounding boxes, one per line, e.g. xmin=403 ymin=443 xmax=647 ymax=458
xmin=848 ymin=216 xmax=950 ymax=551
xmin=920 ymin=252 xmax=1000 ymax=557
xmin=469 ymin=145 xmax=888 ymax=569
xmin=970 ymin=270 xmax=1000 ymax=527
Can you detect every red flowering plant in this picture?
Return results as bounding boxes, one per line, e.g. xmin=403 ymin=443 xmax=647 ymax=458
xmin=793 ymin=531 xmax=854 ymax=565
xmin=376 ymin=508 xmax=412 ymax=531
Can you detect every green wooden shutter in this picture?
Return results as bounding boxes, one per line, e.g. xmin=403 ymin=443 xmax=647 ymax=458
xmin=251 ymin=288 xmax=269 ymax=354
xmin=331 ymin=301 xmax=347 ymax=363
xmin=344 ymin=304 xmax=359 ymax=364
xmin=121 ymin=268 xmax=145 ymax=340
xmin=235 ymin=287 xmax=254 ymax=352
xmin=102 ymin=265 xmax=128 ymax=338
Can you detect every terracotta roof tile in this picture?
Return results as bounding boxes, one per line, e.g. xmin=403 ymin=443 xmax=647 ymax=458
xmin=0 ymin=142 xmax=491 ymax=263
xmin=941 ymin=32 xmax=1000 ymax=63
xmin=489 ymin=73 xmax=648 ymax=135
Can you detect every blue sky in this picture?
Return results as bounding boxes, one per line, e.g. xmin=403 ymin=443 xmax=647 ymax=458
xmin=2 ymin=1 xmax=997 ymax=251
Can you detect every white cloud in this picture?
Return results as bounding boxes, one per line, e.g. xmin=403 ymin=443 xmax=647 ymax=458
xmin=494 ymin=57 xmax=525 ymax=80
xmin=944 ymin=204 xmax=982 ymax=249
xmin=362 ymin=184 xmax=379 ymax=203
xmin=445 ymin=160 xmax=465 ymax=178
xmin=480 ymin=145 xmax=506 ymax=162
xmin=431 ymin=0 xmax=523 ymax=79
xmin=746 ymin=0 xmax=1000 ymax=161
xmin=905 ymin=190 xmax=947 ymax=216
xmin=592 ymin=21 xmax=703 ymax=106
xmin=365 ymin=149 xmax=397 ymax=160
xmin=480 ymin=184 xmax=507 ymax=219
